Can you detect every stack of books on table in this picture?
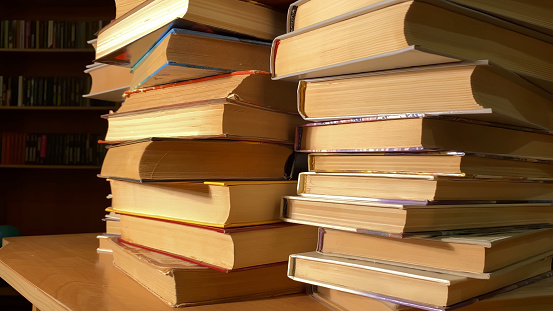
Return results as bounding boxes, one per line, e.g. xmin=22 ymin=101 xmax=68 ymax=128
xmin=272 ymin=0 xmax=553 ymax=310
xmin=93 ymin=0 xmax=320 ymax=307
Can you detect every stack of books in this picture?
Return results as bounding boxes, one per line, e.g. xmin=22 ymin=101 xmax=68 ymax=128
xmin=272 ymin=0 xmax=553 ymax=310
xmin=94 ymin=0 xmax=319 ymax=307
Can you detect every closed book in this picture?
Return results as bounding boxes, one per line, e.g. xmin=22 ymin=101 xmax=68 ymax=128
xmin=96 ymin=0 xmax=285 ymax=66
xmin=108 ymin=179 xmax=297 ymax=228
xmin=103 ymin=100 xmax=304 ymax=143
xmin=310 ymin=275 xmax=553 ymax=311
xmin=129 ymin=29 xmax=272 ymax=90
xmin=287 ymin=0 xmax=553 ymax=38
xmin=317 ymin=227 xmax=553 ymax=276
xmin=281 ymin=196 xmax=553 ymax=236
xmin=297 ymin=61 xmax=553 ymax=132
xmin=296 ymin=117 xmax=553 ymax=159
xmin=307 ymin=152 xmax=553 ymax=179
xmin=109 ymin=237 xmax=305 ymax=307
xmin=298 ymin=172 xmax=553 ymax=201
xmin=119 ymin=71 xmax=298 ymax=114
xmin=119 ymin=214 xmax=318 ymax=271
xmin=288 ymin=251 xmax=552 ymax=309
xmin=83 ymin=63 xmax=132 ymax=102
xmin=271 ymin=0 xmax=553 ymax=95
xmin=99 ymin=138 xmax=293 ymax=182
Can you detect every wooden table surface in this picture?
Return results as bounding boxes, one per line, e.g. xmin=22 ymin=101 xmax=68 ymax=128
xmin=0 ymin=233 xmax=332 ymax=311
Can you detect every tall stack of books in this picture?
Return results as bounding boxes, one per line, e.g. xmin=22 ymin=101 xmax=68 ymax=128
xmin=272 ymin=0 xmax=553 ymax=310
xmin=93 ymin=0 xmax=319 ymax=307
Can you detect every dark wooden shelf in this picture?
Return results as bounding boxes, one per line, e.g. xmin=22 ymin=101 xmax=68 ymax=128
xmin=0 ymin=48 xmax=94 ymax=53
xmin=0 ymin=164 xmax=101 ymax=169
xmin=0 ymin=106 xmax=117 ymax=111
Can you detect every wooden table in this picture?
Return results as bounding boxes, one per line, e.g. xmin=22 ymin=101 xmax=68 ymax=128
xmin=0 ymin=233 xmax=332 ymax=311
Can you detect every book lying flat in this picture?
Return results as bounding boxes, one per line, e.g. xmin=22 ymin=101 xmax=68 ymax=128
xmin=295 ymin=117 xmax=553 ymax=159
xmin=108 ymin=179 xmax=297 ymax=228
xmin=286 ymin=0 xmax=553 ymax=39
xmin=99 ymin=138 xmax=293 ymax=182
xmin=119 ymin=214 xmax=318 ymax=271
xmin=83 ymin=63 xmax=132 ymax=102
xmin=103 ymin=100 xmax=304 ymax=143
xmin=96 ymin=0 xmax=285 ymax=66
xmin=272 ymin=0 xmax=553 ymax=94
xmin=310 ymin=274 xmax=553 ymax=311
xmin=119 ymin=71 xmax=298 ymax=114
xmin=288 ymin=251 xmax=552 ymax=309
xmin=109 ymin=237 xmax=305 ymax=307
xmin=129 ymin=29 xmax=272 ymax=90
xmin=297 ymin=172 xmax=553 ymax=201
xmin=306 ymin=152 xmax=553 ymax=179
xmin=317 ymin=227 xmax=553 ymax=277
xmin=297 ymin=61 xmax=553 ymax=132
xmin=281 ymin=196 xmax=553 ymax=236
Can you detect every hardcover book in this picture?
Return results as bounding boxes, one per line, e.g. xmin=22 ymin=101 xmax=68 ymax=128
xmin=271 ymin=0 xmax=553 ymax=95
xmin=288 ymin=251 xmax=552 ymax=309
xmin=119 ymin=71 xmax=298 ymax=114
xmin=296 ymin=61 xmax=553 ymax=132
xmin=108 ymin=179 xmax=298 ymax=228
xmin=129 ymin=29 xmax=272 ymax=90
xmin=109 ymin=237 xmax=305 ymax=307
xmin=118 ymin=214 xmax=318 ymax=271
xmin=96 ymin=0 xmax=285 ymax=66
xmin=99 ymin=138 xmax=293 ymax=182
xmin=281 ymin=195 xmax=553 ymax=236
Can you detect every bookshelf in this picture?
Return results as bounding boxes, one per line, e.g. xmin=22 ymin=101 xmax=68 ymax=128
xmin=0 ymin=0 xmax=115 ymax=236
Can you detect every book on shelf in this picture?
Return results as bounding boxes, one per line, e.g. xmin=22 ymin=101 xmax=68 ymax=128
xmin=129 ymin=29 xmax=272 ymax=90
xmin=297 ymin=172 xmax=553 ymax=201
xmin=310 ymin=274 xmax=553 ymax=311
xmin=281 ymin=196 xmax=553 ymax=236
xmin=118 ymin=214 xmax=318 ymax=271
xmin=102 ymin=100 xmax=304 ymax=143
xmin=99 ymin=138 xmax=293 ymax=182
xmin=95 ymin=0 xmax=286 ymax=66
xmin=119 ymin=71 xmax=298 ymax=114
xmin=288 ymin=251 xmax=552 ymax=309
xmin=286 ymin=0 xmax=553 ymax=38
xmin=296 ymin=61 xmax=553 ymax=131
xmin=271 ymin=0 xmax=553 ymax=94
xmin=0 ymin=20 xmax=106 ymax=49
xmin=109 ymin=237 xmax=306 ymax=307
xmin=0 ymin=76 xmax=93 ymax=107
xmin=296 ymin=117 xmax=553 ymax=159
xmin=317 ymin=227 xmax=553 ymax=277
xmin=306 ymin=152 xmax=553 ymax=179
xmin=83 ymin=63 xmax=132 ymax=102
xmin=1 ymin=132 xmax=106 ymax=165
xmin=108 ymin=179 xmax=297 ymax=228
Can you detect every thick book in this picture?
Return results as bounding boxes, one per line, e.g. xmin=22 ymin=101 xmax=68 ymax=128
xmin=83 ymin=63 xmax=132 ymax=103
xmin=286 ymin=0 xmax=553 ymax=38
xmin=96 ymin=0 xmax=285 ymax=66
xmin=317 ymin=227 xmax=553 ymax=277
xmin=108 ymin=179 xmax=297 ymax=228
xmin=129 ymin=29 xmax=272 ymax=90
xmin=119 ymin=71 xmax=298 ymax=114
xmin=109 ymin=237 xmax=305 ymax=307
xmin=102 ymin=100 xmax=304 ymax=143
xmin=306 ymin=152 xmax=553 ymax=179
xmin=296 ymin=61 xmax=553 ymax=131
xmin=288 ymin=251 xmax=552 ymax=309
xmin=281 ymin=196 xmax=553 ymax=236
xmin=310 ymin=274 xmax=553 ymax=311
xmin=297 ymin=172 xmax=553 ymax=201
xmin=99 ymin=138 xmax=293 ymax=182
xmin=296 ymin=117 xmax=553 ymax=159
xmin=271 ymin=0 xmax=553 ymax=94
xmin=118 ymin=214 xmax=318 ymax=271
